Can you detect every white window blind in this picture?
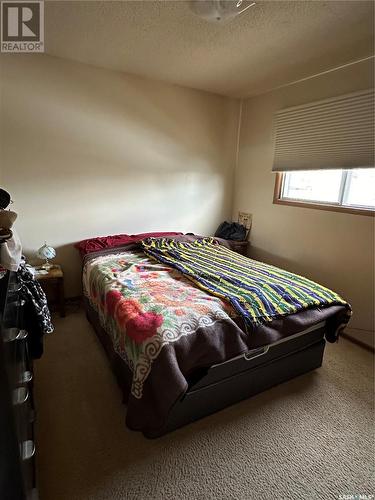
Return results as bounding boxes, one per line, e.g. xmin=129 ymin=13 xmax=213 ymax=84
xmin=272 ymin=89 xmax=375 ymax=172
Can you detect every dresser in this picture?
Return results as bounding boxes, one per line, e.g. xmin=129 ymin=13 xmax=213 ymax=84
xmin=0 ymin=270 xmax=38 ymax=500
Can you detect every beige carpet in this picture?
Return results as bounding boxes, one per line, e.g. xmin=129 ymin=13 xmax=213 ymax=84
xmin=35 ymin=308 xmax=374 ymax=500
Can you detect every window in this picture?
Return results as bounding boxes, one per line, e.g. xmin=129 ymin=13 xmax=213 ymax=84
xmin=274 ymin=168 xmax=375 ymax=216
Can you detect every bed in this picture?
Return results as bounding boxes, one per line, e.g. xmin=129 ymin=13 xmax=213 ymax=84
xmin=80 ymin=234 xmax=351 ymax=438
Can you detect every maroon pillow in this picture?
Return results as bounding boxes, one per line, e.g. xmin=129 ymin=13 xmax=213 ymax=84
xmin=75 ymin=232 xmax=183 ymax=258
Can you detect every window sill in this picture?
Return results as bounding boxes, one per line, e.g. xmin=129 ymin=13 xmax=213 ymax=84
xmin=273 ymin=198 xmax=375 ymax=217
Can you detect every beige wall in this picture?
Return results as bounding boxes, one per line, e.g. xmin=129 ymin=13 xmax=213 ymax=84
xmin=233 ymin=58 xmax=374 ymax=346
xmin=1 ymin=53 xmax=373 ymax=346
xmin=0 ymin=54 xmax=240 ymax=296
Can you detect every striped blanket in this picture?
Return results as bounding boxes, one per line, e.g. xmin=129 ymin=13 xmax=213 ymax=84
xmin=142 ymin=237 xmax=351 ymax=330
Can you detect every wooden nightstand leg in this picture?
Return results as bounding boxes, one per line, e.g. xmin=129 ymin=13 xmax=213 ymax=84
xmin=58 ymin=279 xmax=65 ymax=318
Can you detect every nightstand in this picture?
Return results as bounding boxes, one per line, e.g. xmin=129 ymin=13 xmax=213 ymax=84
xmin=34 ymin=264 xmax=65 ymax=317
xmin=227 ymin=240 xmax=249 ymax=256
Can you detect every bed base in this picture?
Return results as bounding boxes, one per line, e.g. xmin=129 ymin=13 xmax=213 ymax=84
xmin=165 ymin=338 xmax=325 ymax=435
xmin=85 ymin=300 xmax=326 ymax=438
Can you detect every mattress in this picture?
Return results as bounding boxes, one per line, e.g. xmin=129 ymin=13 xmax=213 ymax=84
xmin=82 ymin=241 xmax=349 ymax=437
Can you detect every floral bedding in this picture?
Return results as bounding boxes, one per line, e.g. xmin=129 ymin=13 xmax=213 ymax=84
xmin=83 ymin=249 xmax=237 ymax=399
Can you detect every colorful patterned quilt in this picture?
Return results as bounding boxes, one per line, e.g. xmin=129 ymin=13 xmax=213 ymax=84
xmin=83 ymin=249 xmax=237 ymax=399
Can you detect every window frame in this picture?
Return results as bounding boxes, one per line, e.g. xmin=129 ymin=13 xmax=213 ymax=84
xmin=273 ymin=171 xmax=375 ymax=217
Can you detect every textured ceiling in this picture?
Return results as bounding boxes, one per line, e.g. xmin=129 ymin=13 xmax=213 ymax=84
xmin=45 ymin=0 xmax=374 ymax=97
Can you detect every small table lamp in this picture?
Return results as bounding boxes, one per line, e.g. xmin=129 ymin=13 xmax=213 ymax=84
xmin=37 ymin=242 xmax=56 ymax=270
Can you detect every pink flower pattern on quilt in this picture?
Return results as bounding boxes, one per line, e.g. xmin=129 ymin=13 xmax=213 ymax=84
xmin=83 ymin=250 xmax=236 ymax=398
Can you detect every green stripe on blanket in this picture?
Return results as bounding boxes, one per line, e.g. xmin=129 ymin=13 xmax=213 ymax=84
xmin=142 ymin=237 xmax=351 ymax=331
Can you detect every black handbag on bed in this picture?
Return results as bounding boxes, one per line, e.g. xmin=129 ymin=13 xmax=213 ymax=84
xmin=214 ymin=221 xmax=247 ymax=241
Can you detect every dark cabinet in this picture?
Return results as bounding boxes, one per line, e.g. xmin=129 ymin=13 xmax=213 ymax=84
xmin=0 ymin=271 xmax=37 ymax=500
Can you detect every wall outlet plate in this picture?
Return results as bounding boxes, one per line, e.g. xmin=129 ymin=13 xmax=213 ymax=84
xmin=238 ymin=211 xmax=252 ymax=229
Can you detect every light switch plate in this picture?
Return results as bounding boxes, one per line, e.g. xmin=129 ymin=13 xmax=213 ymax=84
xmin=238 ymin=211 xmax=252 ymax=229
